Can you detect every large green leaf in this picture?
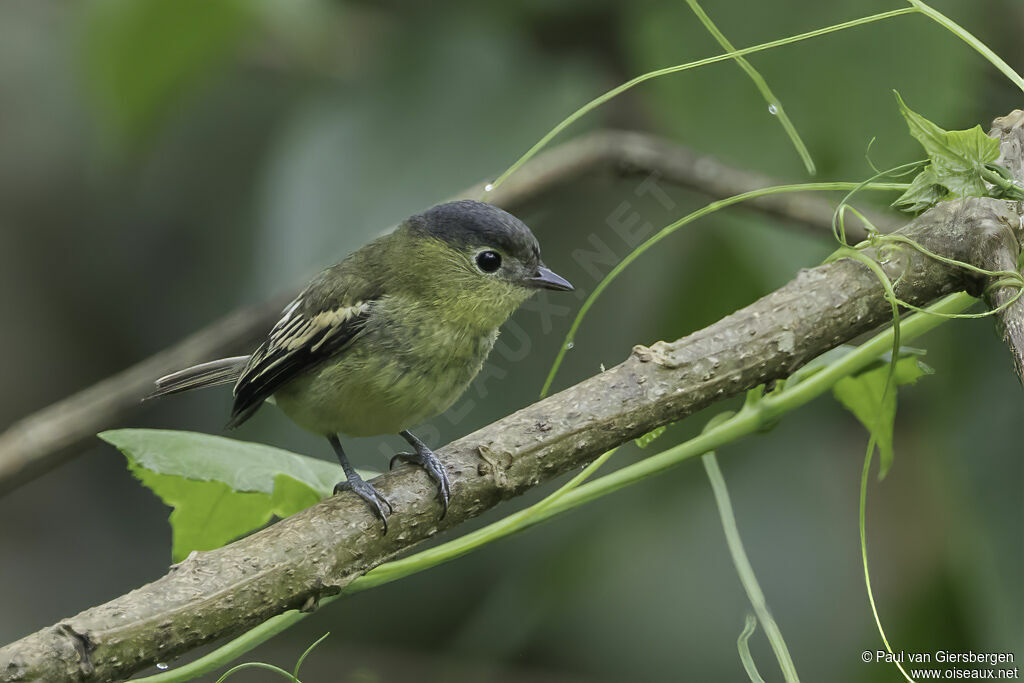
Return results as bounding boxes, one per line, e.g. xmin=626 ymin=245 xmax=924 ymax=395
xmin=831 ymin=355 xmax=933 ymax=479
xmin=128 ymin=465 xmax=274 ymax=562
xmin=102 ymin=429 xmax=346 ymax=495
xmin=101 ymin=429 xmax=374 ymax=561
xmin=270 ymin=473 xmax=325 ymax=518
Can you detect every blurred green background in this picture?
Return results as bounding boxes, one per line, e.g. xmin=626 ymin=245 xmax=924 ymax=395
xmin=0 ymin=0 xmax=1020 ymax=681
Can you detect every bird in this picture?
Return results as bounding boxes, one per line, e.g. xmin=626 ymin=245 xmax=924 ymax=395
xmin=149 ymin=200 xmax=574 ymax=531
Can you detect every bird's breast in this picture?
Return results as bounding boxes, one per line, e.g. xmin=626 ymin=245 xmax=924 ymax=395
xmin=274 ymin=313 xmax=498 ymax=437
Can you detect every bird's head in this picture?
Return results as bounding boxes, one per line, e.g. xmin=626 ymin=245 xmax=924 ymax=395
xmin=399 ymin=200 xmax=573 ymax=328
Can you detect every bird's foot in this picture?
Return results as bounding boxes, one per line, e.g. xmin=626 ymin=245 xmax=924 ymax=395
xmin=334 ymin=476 xmax=393 ymax=533
xmin=389 ymin=446 xmax=451 ymax=517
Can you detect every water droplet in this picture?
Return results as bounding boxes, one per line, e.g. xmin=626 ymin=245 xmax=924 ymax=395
xmin=768 ymin=104 xmax=778 ymax=115
xmin=565 ymin=342 xmax=575 ymax=350
xmin=156 ymin=663 xmax=169 ymax=671
xmin=484 ymin=183 xmax=494 ymax=192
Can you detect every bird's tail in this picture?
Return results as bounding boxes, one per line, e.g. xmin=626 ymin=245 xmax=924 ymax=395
xmin=147 ymin=356 xmax=250 ymax=400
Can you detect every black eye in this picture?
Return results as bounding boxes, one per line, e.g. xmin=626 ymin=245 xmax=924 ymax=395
xmin=475 ymin=250 xmax=502 ymax=273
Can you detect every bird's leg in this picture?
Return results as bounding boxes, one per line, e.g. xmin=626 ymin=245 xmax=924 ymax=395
xmin=328 ymin=434 xmax=393 ymax=532
xmin=390 ymin=430 xmax=451 ymax=517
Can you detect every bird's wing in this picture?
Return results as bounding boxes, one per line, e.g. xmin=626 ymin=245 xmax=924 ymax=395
xmin=227 ymin=272 xmax=380 ymax=428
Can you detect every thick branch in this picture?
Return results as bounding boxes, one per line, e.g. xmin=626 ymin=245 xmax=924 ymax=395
xmin=0 ymin=130 xmax=897 ymax=494
xmin=1 ymin=187 xmax=1019 ymax=681
xmin=988 ymin=110 xmax=1024 ymax=382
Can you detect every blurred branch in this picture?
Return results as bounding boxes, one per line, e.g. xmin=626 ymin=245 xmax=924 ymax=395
xmin=0 ymin=130 xmax=895 ymax=494
xmin=1 ymin=114 xmax=1020 ymax=681
xmin=475 ymin=129 xmax=898 ymax=236
xmin=0 ymin=297 xmax=290 ymax=494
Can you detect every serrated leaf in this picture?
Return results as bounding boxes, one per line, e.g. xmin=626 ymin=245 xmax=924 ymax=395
xmin=895 ymin=92 xmax=1000 ymax=176
xmin=102 ymin=429 xmax=378 ymax=561
xmin=892 ymin=167 xmax=949 ymax=214
xmin=892 ymin=92 xmax=1000 ymax=213
xmin=832 ymin=355 xmax=933 ymax=480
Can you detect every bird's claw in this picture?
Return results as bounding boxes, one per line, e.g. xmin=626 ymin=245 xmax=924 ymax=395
xmin=389 ymin=449 xmax=451 ymax=518
xmin=334 ymin=477 xmax=393 ymax=533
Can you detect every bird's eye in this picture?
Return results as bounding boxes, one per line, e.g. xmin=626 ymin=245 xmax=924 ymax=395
xmin=475 ymin=250 xmax=502 ymax=273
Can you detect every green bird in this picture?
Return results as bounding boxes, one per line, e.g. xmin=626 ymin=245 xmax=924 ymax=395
xmin=150 ymin=200 xmax=573 ymax=531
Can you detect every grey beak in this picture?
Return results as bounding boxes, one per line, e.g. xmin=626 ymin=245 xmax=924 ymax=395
xmin=528 ymin=266 xmax=574 ymax=291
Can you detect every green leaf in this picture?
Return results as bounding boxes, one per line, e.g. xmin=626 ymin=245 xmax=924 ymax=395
xmin=891 ymin=167 xmax=948 ymax=214
xmin=270 ymin=473 xmax=324 ymax=518
xmin=831 ymin=355 xmax=933 ymax=479
xmin=101 ymin=429 xmax=376 ymax=561
xmin=892 ymin=92 xmax=1000 ymax=213
xmin=129 ymin=464 xmax=275 ymax=562
xmin=102 ymin=429 xmax=346 ymax=496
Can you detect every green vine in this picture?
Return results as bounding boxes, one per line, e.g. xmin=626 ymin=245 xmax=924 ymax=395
xmin=819 ymin=97 xmax=1024 ymax=681
xmin=212 ymin=632 xmax=329 ymax=683
xmin=539 ymin=181 xmax=909 ymax=398
xmin=684 ymin=0 xmax=816 ymax=176
xmin=737 ymin=615 xmax=765 ymax=683
xmin=703 ymin=435 xmax=800 ymax=682
xmin=859 ymin=436 xmax=915 ymax=683
xmin=482 ymin=8 xmax=916 ymax=196
xmin=484 ymin=2 xmax=1023 ymax=198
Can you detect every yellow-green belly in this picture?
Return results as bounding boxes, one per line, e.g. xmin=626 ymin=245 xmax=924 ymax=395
xmin=273 ymin=322 xmax=497 ymax=437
